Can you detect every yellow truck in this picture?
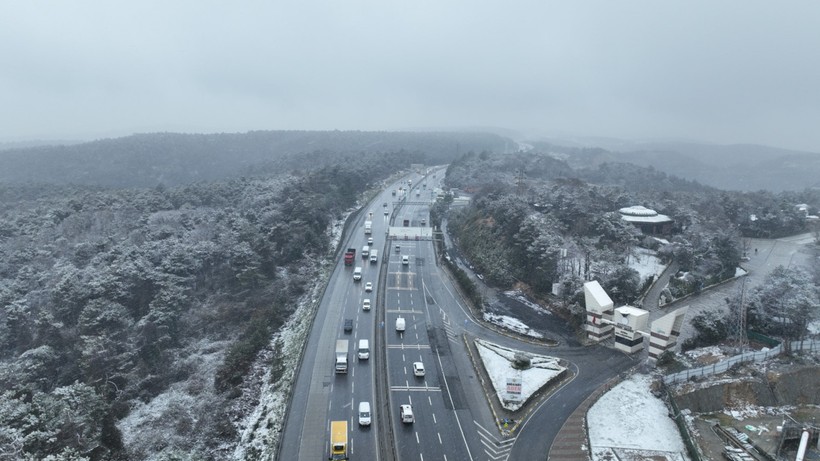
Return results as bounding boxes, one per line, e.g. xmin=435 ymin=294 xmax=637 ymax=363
xmin=329 ymin=420 xmax=348 ymax=460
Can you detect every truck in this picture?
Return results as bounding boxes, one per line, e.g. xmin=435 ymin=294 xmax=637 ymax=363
xmin=364 ymin=220 xmax=372 ymax=235
xmin=335 ymin=339 xmax=349 ymax=374
xmin=329 ymin=420 xmax=348 ymax=460
xmin=343 ymin=248 xmax=356 ymax=266
xmin=369 ymin=249 xmax=378 ymax=264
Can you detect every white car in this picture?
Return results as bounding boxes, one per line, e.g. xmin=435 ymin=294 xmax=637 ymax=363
xmin=400 ymin=404 xmax=414 ymax=424
xmin=364 ymin=282 xmax=373 ymax=292
xmin=402 ymin=255 xmax=409 ymax=265
xmin=413 ymin=361 xmax=425 ymax=377
xmin=362 ymin=298 xmax=371 ymax=311
xmin=358 ymin=401 xmax=371 ymax=426
xmin=367 ymin=237 xmax=373 ymax=245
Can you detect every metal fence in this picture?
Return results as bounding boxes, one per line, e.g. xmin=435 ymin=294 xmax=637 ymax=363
xmin=663 ymin=339 xmax=820 ymax=385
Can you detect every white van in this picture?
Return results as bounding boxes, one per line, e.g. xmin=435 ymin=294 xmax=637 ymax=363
xmin=359 ymin=401 xmax=372 ymax=426
xmin=370 ymin=250 xmax=378 ymax=264
xmin=353 ymin=267 xmax=362 ymax=281
xmin=400 ymin=404 xmax=414 ymax=423
xmin=402 ymin=255 xmax=409 ymax=265
xmin=362 ymin=245 xmax=370 ymax=257
xmin=358 ymin=339 xmax=370 ymax=360
xmin=396 ymin=316 xmax=406 ymax=332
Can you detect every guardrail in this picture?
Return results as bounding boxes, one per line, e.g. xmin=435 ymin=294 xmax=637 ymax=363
xmin=663 ymin=339 xmax=820 ymax=384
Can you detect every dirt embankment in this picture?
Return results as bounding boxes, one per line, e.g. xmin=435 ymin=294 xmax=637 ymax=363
xmin=672 ymin=364 xmax=820 ymax=412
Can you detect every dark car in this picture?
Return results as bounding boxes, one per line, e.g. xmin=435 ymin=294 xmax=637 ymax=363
xmin=344 ymin=319 xmax=353 ymax=333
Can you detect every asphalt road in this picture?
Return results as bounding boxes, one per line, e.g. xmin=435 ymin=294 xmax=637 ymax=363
xmin=280 ymin=170 xmax=636 ymax=461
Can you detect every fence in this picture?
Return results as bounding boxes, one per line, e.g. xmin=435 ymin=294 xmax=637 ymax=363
xmin=663 ymin=339 xmax=820 ymax=385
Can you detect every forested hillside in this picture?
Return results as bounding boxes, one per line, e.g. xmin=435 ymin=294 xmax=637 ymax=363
xmin=443 ymin=151 xmax=818 ymax=312
xmin=531 ymin=140 xmax=820 ymax=192
xmin=0 ymin=130 xmax=508 ymax=188
xmin=0 ymin=136 xmax=443 ymax=459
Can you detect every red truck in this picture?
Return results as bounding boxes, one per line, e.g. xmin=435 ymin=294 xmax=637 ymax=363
xmin=344 ymin=248 xmax=356 ymax=266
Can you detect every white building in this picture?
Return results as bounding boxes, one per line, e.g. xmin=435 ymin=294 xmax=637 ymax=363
xmin=584 ymin=281 xmax=614 ymax=342
xmin=613 ymin=306 xmax=649 ymax=354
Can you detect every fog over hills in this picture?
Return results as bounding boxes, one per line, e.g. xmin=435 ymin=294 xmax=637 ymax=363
xmin=533 ymin=137 xmax=820 ymax=191
xmin=0 ymin=130 xmax=508 ymax=188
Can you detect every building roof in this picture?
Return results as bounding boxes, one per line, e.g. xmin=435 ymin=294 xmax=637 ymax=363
xmin=584 ymin=281 xmax=613 ymax=313
xmin=619 ymin=206 xmax=672 ymax=224
xmin=615 ymin=305 xmax=649 ymax=317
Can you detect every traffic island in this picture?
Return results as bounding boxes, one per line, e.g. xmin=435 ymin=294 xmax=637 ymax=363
xmin=464 ymin=335 xmax=572 ymax=435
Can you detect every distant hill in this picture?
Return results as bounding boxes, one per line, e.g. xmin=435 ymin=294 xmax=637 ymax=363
xmin=0 ymin=130 xmax=509 ymax=188
xmin=532 ymin=138 xmax=820 ymax=191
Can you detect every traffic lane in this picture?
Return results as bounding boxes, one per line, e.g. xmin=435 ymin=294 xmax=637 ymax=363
xmin=392 ymin=390 xmax=468 ymax=461
xmin=509 ymin=349 xmax=636 ymax=459
xmin=387 ymin=346 xmax=436 ymax=391
xmin=280 ymin=245 xmax=368 ymax=459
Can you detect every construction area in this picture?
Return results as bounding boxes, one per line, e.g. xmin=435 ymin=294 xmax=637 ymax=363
xmin=669 ymin=359 xmax=820 ymax=461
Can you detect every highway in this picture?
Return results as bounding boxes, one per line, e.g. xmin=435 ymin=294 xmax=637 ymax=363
xmin=279 ymin=169 xmax=635 ymax=461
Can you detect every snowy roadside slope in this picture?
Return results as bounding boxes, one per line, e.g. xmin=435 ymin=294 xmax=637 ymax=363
xmin=587 ymin=373 xmax=688 ymax=461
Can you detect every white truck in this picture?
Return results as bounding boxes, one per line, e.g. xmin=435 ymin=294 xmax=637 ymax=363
xmin=369 ymin=249 xmax=378 ymax=264
xmin=364 ymin=220 xmax=372 ymax=235
xmin=335 ymin=339 xmax=349 ymax=374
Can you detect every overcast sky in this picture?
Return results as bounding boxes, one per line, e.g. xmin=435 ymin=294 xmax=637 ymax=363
xmin=2 ymin=1 xmax=819 ymax=151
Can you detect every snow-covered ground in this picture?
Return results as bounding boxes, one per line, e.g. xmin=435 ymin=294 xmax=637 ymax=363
xmin=587 ymin=373 xmax=689 ymax=461
xmin=628 ymin=248 xmax=666 ymax=283
xmin=474 ymin=338 xmax=565 ymax=411
xmin=231 ymin=210 xmax=350 ymax=460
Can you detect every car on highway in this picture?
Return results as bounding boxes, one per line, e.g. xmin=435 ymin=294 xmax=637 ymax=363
xmin=400 ymin=404 xmax=414 ymax=424
xmin=358 ymin=402 xmax=372 ymax=426
xmin=344 ymin=319 xmax=353 ymax=333
xmin=384 ymin=210 xmax=389 ymax=215
xmin=362 ymin=298 xmax=371 ymax=311
xmin=364 ymin=282 xmax=373 ymax=292
xmin=421 ymin=218 xmax=426 ymax=226
xmin=413 ymin=361 xmax=425 ymax=377
xmin=367 ymin=237 xmax=373 ymax=245
xmin=402 ymin=255 xmax=409 ymax=265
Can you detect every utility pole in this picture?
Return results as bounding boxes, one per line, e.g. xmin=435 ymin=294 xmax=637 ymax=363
xmin=515 ymin=168 xmax=526 ymax=197
xmin=730 ymin=276 xmax=748 ymax=353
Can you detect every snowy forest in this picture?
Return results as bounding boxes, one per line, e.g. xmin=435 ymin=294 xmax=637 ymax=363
xmin=0 ymin=131 xmax=507 ymax=460
xmin=443 ymin=151 xmax=820 ymax=337
xmin=0 ymin=131 xmax=818 ymax=460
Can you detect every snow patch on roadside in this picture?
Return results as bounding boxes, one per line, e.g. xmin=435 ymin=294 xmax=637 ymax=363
xmin=503 ymin=290 xmax=552 ymax=315
xmin=231 ymin=214 xmax=348 ymax=461
xmin=483 ymin=312 xmax=544 ymax=338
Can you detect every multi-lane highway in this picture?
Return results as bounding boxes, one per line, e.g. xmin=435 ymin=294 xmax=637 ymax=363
xmin=279 ymin=169 xmax=634 ymax=461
